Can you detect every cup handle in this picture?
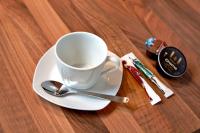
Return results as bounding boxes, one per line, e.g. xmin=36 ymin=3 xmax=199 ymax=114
xmin=101 ymin=55 xmax=120 ymax=75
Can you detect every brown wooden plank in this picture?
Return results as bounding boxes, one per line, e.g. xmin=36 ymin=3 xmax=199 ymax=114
xmin=0 ymin=43 xmax=39 ymax=133
xmin=23 ymin=0 xmax=70 ymax=44
xmin=62 ymin=109 xmax=109 ymax=133
xmin=0 ymin=0 xmax=200 ymax=132
xmin=0 ymin=0 xmax=74 ymax=132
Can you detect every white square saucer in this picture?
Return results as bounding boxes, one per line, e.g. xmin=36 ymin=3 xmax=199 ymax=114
xmin=32 ymin=45 xmax=123 ymax=111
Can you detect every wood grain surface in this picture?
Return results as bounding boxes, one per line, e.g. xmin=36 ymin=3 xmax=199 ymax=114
xmin=0 ymin=0 xmax=200 ymax=132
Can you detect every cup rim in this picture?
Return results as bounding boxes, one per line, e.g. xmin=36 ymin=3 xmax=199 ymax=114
xmin=55 ymin=32 xmax=108 ymax=71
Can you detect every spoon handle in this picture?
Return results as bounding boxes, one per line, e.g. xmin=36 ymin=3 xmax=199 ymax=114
xmin=76 ymin=90 xmax=129 ymax=104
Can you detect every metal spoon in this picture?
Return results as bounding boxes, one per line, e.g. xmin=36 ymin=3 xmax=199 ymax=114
xmin=41 ymin=80 xmax=129 ymax=104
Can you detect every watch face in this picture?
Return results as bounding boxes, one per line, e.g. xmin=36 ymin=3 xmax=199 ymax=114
xmin=158 ymin=47 xmax=187 ymax=77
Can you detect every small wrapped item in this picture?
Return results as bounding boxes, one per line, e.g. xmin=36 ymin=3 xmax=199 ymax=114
xmin=145 ymin=37 xmax=167 ymax=59
xmin=145 ymin=37 xmax=187 ymax=78
xmin=121 ymin=54 xmax=161 ymax=105
xmin=126 ymin=53 xmax=174 ymax=98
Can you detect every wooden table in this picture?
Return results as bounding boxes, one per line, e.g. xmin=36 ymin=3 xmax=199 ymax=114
xmin=0 ymin=0 xmax=200 ymax=132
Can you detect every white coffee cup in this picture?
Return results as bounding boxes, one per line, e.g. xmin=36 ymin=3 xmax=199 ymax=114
xmin=55 ymin=32 xmax=120 ymax=89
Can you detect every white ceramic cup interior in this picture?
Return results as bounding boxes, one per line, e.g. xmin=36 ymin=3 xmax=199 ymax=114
xmin=56 ymin=32 xmax=107 ymax=69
